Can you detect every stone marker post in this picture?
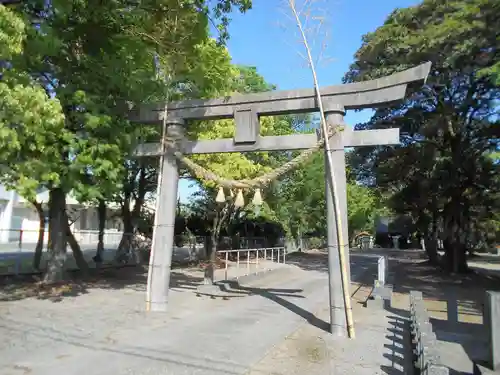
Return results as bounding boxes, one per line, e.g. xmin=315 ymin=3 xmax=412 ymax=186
xmin=377 ymin=256 xmax=387 ymax=286
xmin=485 ymin=291 xmax=500 ymax=370
xmin=367 ymin=255 xmax=392 ymax=308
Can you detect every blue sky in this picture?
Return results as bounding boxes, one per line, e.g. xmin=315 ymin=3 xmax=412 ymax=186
xmin=178 ymin=0 xmax=421 ymax=202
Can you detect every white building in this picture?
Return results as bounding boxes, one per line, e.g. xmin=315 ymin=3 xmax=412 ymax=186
xmin=0 ymin=185 xmax=123 ymax=246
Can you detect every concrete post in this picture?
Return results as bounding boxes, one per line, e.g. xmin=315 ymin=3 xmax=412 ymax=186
xmin=484 ymin=291 xmax=500 ymax=370
xmin=378 ymin=256 xmax=387 ymax=286
xmin=146 ymin=120 xmax=184 ymax=312
xmin=324 ymin=104 xmax=350 ymax=336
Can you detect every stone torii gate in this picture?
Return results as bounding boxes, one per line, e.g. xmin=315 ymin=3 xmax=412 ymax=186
xmin=130 ymin=61 xmax=431 ymax=336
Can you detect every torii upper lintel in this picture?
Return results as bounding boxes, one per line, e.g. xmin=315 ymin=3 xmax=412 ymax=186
xmin=128 ymin=62 xmax=431 ymax=124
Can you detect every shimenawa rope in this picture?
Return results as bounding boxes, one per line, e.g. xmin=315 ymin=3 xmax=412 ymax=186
xmin=162 ymin=105 xmax=344 ymax=205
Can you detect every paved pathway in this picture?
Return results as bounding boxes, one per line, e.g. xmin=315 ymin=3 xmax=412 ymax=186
xmin=0 ymin=254 xmax=395 ymax=375
xmin=248 ymin=284 xmax=412 ymax=375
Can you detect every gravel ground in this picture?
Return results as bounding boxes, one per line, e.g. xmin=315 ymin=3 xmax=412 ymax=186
xmin=0 ymin=254 xmax=381 ymax=375
xmin=5 ymin=248 xmax=492 ymax=375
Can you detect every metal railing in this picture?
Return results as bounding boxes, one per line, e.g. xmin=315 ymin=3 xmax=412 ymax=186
xmin=217 ymin=247 xmax=286 ymax=280
xmin=0 ymin=228 xmax=124 ymax=249
xmin=73 ymin=230 xmax=123 ymax=246
xmin=172 ymin=235 xmax=286 ymax=251
xmin=0 ymin=228 xmax=292 ymax=276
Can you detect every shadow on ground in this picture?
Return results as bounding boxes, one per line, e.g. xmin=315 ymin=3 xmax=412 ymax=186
xmin=1 ymin=250 xmax=385 ymax=340
xmin=0 ymin=265 xmax=204 ymax=302
xmin=215 ymin=279 xmax=333 ymax=332
xmin=349 ymin=248 xmax=500 ymax=313
xmin=389 ymin=256 xmax=500 ymax=313
xmin=359 ymin=248 xmax=497 ymax=373
xmin=381 ymin=314 xmax=410 ymax=375
xmin=385 ymin=292 xmax=490 ymax=373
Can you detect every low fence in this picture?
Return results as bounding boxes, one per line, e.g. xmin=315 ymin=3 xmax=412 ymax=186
xmin=0 ymin=228 xmax=167 ymax=276
xmin=0 ymin=229 xmax=296 ymax=276
xmin=217 ymin=247 xmax=286 ymax=280
xmin=0 ymin=236 xmax=145 ymax=277
xmin=172 ymin=235 xmax=285 ymax=254
xmin=409 ymin=291 xmax=449 ymax=375
xmin=0 ymin=228 xmax=317 ymax=255
xmin=0 ymin=229 xmax=124 ymax=250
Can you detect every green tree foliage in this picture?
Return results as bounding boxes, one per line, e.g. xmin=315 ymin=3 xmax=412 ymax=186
xmin=184 ymin=64 xmax=390 ymax=252
xmin=268 ymin=151 xmax=390 ymax=242
xmin=347 ymin=183 xmax=391 ymax=241
xmin=0 ymin=4 xmax=68 ymax=272
xmin=0 ymin=5 xmax=65 ymax=197
xmin=0 ymin=3 xmax=23 ymax=57
xmin=0 ymin=0 xmax=253 ymax=282
xmin=231 ymin=65 xmax=276 ymax=93
xmin=112 ymin=37 xmax=240 ymax=262
xmin=268 ymin=153 xmax=326 ymax=238
xmin=344 ymin=0 xmax=500 ymax=272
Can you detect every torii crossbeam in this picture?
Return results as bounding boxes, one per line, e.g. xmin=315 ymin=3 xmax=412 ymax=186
xmin=130 ymin=62 xmax=431 ymax=336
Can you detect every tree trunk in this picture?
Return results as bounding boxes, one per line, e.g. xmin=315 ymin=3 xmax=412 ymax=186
xmin=93 ymin=199 xmax=106 ymax=265
xmin=424 ymin=237 xmax=440 ymax=264
xmin=31 ymin=200 xmax=46 ymax=271
xmin=441 ymin=136 xmax=468 ymax=273
xmin=298 ymin=233 xmax=304 ymax=252
xmin=66 ymin=220 xmax=88 ymax=274
xmin=43 ymin=188 xmax=68 ymax=283
xmin=442 ymin=207 xmax=468 ymax=273
xmin=203 ymin=233 xmax=217 ymax=284
xmin=465 ymin=214 xmax=474 ymax=256
xmin=116 ymin=180 xmax=146 ymax=264
xmin=442 ymin=239 xmax=468 ymax=273
xmin=204 ymin=215 xmax=219 ymax=285
xmin=203 ymin=202 xmax=233 ymax=284
xmin=115 ymin=204 xmax=134 ymax=263
xmin=424 ymin=207 xmax=440 ymax=265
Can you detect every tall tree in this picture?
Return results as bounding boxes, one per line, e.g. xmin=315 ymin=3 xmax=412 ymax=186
xmin=0 ymin=4 xmax=68 ymax=277
xmin=1 ymin=0 xmax=253 ymax=282
xmin=344 ymin=0 xmax=500 ymax=272
xmin=111 ymin=37 xmax=240 ymax=262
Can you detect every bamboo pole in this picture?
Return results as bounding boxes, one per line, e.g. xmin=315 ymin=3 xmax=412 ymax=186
xmin=288 ymin=0 xmax=355 ymax=338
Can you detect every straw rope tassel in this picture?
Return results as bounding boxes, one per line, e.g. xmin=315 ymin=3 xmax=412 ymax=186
xmin=252 ymin=188 xmax=263 ymax=206
xmin=215 ymin=187 xmax=226 ymax=203
xmin=234 ymin=189 xmax=245 ymax=207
